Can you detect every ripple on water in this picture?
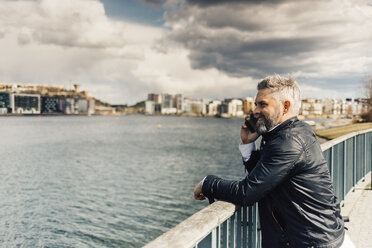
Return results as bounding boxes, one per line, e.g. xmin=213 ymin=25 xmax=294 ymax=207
xmin=0 ymin=116 xmax=244 ymax=247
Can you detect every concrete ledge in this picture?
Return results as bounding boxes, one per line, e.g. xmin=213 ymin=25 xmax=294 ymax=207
xmin=143 ymin=201 xmax=237 ymax=248
xmin=320 ymin=128 xmax=372 ymax=151
xmin=341 ymin=172 xmax=372 ymax=247
xmin=341 ymin=172 xmax=371 ymax=217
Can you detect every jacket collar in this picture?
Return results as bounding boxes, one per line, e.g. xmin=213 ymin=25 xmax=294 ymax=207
xmin=262 ymin=116 xmax=299 ymax=141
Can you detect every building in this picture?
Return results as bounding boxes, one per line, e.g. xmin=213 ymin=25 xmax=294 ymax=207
xmin=11 ymin=93 xmax=41 ymax=114
xmin=0 ymin=92 xmax=10 ymax=114
xmin=183 ymin=98 xmax=203 ymax=114
xmin=147 ymin=93 xmax=184 ymax=114
xmin=322 ymin=99 xmax=342 ymax=116
xmin=41 ymin=97 xmax=60 ymax=113
xmin=228 ymin=99 xmax=244 ymax=117
xmin=173 ymin=94 xmax=183 ymax=114
xmin=217 ymin=98 xmax=244 ymax=117
xmin=147 ymin=93 xmax=162 ymax=104
xmin=145 ymin=100 xmax=155 ymax=115
xmin=300 ymin=99 xmax=323 ymax=116
xmin=88 ymin=99 xmax=95 ymax=115
xmin=243 ymin=97 xmax=255 ymax=114
xmin=217 ymin=102 xmax=229 ymax=117
xmin=64 ymin=98 xmax=79 ymax=114
xmin=78 ymin=99 xmax=89 ymax=113
xmin=207 ymin=100 xmax=221 ymax=116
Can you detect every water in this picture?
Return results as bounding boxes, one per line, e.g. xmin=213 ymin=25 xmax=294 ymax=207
xmin=0 ymin=115 xmax=246 ymax=247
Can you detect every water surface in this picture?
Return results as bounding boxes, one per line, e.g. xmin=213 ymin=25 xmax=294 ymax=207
xmin=0 ymin=115 xmax=246 ymax=247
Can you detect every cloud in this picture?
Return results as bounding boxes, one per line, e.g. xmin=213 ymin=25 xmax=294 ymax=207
xmin=0 ymin=0 xmax=167 ymax=104
xmin=1 ymin=0 xmax=371 ymax=105
xmin=0 ymin=0 xmax=268 ymax=104
xmin=163 ymin=0 xmax=372 ymax=80
xmin=0 ymin=0 xmax=126 ymax=48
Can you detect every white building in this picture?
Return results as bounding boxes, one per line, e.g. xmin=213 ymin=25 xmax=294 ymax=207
xmin=227 ymin=99 xmax=244 ymax=117
xmin=145 ymin=100 xmax=155 ymax=115
xmin=322 ymin=99 xmax=342 ymax=115
xmin=207 ymin=100 xmax=221 ymax=116
xmin=300 ymin=99 xmax=323 ymax=116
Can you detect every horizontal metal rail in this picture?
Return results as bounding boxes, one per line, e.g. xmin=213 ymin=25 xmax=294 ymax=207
xmin=145 ymin=128 xmax=372 ymax=248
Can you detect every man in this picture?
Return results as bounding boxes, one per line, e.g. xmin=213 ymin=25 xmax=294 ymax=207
xmin=194 ymin=75 xmax=352 ymax=247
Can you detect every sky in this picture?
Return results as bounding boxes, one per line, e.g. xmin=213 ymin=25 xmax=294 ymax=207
xmin=1 ymin=0 xmax=372 ymax=104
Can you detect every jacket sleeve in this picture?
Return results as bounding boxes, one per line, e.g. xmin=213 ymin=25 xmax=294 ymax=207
xmin=202 ymin=136 xmax=303 ymax=206
xmin=243 ymin=150 xmax=261 ymax=173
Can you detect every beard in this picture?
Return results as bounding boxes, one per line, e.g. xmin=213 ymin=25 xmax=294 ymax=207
xmin=255 ymin=111 xmax=281 ymax=135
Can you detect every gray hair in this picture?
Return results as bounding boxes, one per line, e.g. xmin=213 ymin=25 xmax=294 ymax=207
xmin=257 ymin=75 xmax=301 ymax=115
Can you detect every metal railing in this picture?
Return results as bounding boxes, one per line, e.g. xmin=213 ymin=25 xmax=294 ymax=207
xmin=144 ymin=128 xmax=372 ymax=248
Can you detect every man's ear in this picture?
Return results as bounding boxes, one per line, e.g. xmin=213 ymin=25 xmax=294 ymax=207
xmin=283 ymin=100 xmax=291 ymax=114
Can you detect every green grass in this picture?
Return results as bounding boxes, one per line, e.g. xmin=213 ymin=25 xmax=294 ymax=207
xmin=315 ymin=122 xmax=372 ymax=140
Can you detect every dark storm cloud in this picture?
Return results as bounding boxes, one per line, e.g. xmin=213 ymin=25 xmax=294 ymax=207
xmin=164 ymin=0 xmax=372 ymax=79
xmin=169 ymin=26 xmax=332 ymax=77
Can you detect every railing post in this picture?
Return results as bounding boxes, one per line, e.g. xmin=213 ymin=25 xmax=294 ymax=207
xmin=252 ymin=204 xmax=257 ymax=247
xmin=248 ymin=207 xmax=253 ymax=248
xmin=229 ymin=214 xmax=236 ymax=247
xmin=343 ymin=140 xmax=346 ymax=205
xmin=364 ymin=133 xmax=367 ymax=181
xmin=236 ymin=209 xmax=241 ymax=248
xmin=330 ymin=146 xmax=334 ymax=180
xmin=353 ymin=136 xmax=356 ymax=191
xmin=243 ymin=207 xmax=247 ymax=248
xmin=223 ymin=219 xmax=228 ymax=248
xmin=211 ymin=225 xmax=220 ymax=248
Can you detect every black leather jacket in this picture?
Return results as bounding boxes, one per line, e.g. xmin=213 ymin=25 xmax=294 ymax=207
xmin=202 ymin=117 xmax=345 ymax=248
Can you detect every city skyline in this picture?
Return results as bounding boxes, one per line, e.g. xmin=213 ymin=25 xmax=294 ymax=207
xmin=1 ymin=0 xmax=372 ymax=105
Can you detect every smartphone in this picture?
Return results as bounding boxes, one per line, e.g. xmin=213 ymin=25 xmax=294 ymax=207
xmin=245 ymin=113 xmax=258 ymax=133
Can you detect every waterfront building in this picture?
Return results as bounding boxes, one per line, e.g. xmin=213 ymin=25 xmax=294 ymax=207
xmin=173 ymin=94 xmax=183 ymax=114
xmin=153 ymin=93 xmax=183 ymax=114
xmin=160 ymin=93 xmax=175 ymax=114
xmin=88 ymin=99 xmax=95 ymax=115
xmin=65 ymin=98 xmax=79 ymax=114
xmin=0 ymin=92 xmax=10 ymax=114
xmin=183 ymin=98 xmax=202 ymax=114
xmin=200 ymin=97 xmax=208 ymax=115
xmin=161 ymin=94 xmax=172 ymax=109
xmin=78 ymin=99 xmax=89 ymax=113
xmin=147 ymin=93 xmax=162 ymax=104
xmin=57 ymin=98 xmax=77 ymax=114
xmin=145 ymin=100 xmax=155 ymax=115
xmin=219 ymin=98 xmax=244 ymax=117
xmin=41 ymin=97 xmax=60 ymax=113
xmin=11 ymin=93 xmax=41 ymax=114
xmin=0 ymin=83 xmax=93 ymax=115
xmin=228 ymin=99 xmax=244 ymax=117
xmin=207 ymin=100 xmax=221 ymax=116
xmin=217 ymin=102 xmax=228 ymax=117
xmin=243 ymin=97 xmax=255 ymax=114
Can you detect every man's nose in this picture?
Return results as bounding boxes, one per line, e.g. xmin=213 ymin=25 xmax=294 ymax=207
xmin=253 ymin=107 xmax=260 ymax=115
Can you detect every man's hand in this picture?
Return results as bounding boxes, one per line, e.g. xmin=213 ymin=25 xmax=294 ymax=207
xmin=194 ymin=180 xmax=206 ymax=200
xmin=241 ymin=116 xmax=260 ymax=144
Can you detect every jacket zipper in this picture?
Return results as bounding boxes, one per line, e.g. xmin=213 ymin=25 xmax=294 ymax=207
xmin=272 ymin=211 xmax=284 ymax=232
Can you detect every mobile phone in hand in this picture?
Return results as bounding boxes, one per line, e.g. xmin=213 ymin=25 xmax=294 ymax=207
xmin=245 ymin=113 xmax=258 ymax=133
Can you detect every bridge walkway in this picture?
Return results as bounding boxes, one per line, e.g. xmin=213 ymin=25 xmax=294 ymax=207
xmin=341 ymin=172 xmax=372 ymax=248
